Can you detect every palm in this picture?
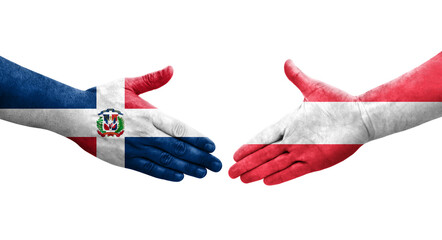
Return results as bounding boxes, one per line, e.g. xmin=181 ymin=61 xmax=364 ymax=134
xmin=229 ymin=60 xmax=369 ymax=185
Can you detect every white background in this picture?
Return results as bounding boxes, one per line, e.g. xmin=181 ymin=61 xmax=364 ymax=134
xmin=0 ymin=0 xmax=441 ymax=239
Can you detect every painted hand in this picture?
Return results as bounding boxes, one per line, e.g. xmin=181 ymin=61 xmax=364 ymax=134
xmin=95 ymin=67 xmax=223 ymax=181
xmin=229 ymin=60 xmax=370 ymax=185
xmin=0 ymin=57 xmax=221 ymax=182
xmin=101 ymin=67 xmax=222 ymax=181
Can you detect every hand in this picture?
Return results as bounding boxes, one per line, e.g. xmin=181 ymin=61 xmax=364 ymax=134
xmin=0 ymin=61 xmax=222 ymax=182
xmin=229 ymin=60 xmax=370 ymax=185
xmin=84 ymin=67 xmax=222 ymax=181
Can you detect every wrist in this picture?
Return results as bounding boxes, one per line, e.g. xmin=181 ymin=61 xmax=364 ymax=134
xmin=355 ymin=97 xmax=376 ymax=142
xmin=356 ymin=96 xmax=442 ymax=141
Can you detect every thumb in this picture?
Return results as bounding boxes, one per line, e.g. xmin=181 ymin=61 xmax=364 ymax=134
xmin=125 ymin=66 xmax=174 ymax=95
xmin=284 ymin=59 xmax=317 ymax=97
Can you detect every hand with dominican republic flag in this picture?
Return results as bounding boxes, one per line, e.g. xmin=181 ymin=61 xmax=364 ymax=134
xmin=229 ymin=52 xmax=442 ymax=185
xmin=0 ymin=56 xmax=222 ymax=182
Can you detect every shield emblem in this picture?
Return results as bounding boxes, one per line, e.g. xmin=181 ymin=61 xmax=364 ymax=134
xmin=103 ymin=113 xmax=119 ymax=131
xmin=97 ymin=108 xmax=125 ymax=137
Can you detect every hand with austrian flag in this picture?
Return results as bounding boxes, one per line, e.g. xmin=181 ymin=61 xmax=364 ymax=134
xmin=229 ymin=52 xmax=442 ymax=185
xmin=0 ymin=56 xmax=222 ymax=182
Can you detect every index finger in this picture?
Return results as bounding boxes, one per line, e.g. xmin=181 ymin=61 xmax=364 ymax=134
xmin=233 ymin=123 xmax=284 ymax=162
xmin=151 ymin=111 xmax=216 ymax=153
xmin=229 ymin=144 xmax=287 ymax=179
xmin=131 ymin=136 xmax=222 ymax=172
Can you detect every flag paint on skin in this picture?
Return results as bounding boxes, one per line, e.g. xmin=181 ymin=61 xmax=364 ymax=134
xmin=0 ymin=57 xmax=219 ymax=180
xmin=230 ymin=52 xmax=442 ymax=185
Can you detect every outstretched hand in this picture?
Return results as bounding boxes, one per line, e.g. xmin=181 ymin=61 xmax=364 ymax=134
xmin=229 ymin=60 xmax=370 ymax=185
xmin=88 ymin=67 xmax=222 ymax=181
xmin=0 ymin=58 xmax=222 ymax=182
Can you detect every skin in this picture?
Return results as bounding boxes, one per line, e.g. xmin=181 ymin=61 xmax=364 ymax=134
xmin=229 ymin=60 xmax=369 ymax=185
xmin=100 ymin=68 xmax=223 ymax=181
xmin=230 ymin=54 xmax=442 ymax=185
xmin=0 ymin=57 xmax=222 ymax=182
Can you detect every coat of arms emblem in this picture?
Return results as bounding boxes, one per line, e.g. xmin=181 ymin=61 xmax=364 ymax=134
xmin=96 ymin=108 xmax=125 ymax=137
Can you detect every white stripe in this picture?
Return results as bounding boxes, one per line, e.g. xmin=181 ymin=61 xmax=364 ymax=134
xmin=124 ymin=109 xmax=205 ymax=137
xmin=362 ymin=102 xmax=442 ymax=140
xmin=96 ymin=79 xmax=126 ymax=167
xmin=246 ymin=102 xmax=442 ymax=144
xmin=0 ymin=109 xmax=97 ymax=137
xmin=0 ymin=109 xmax=203 ymax=137
xmin=124 ymin=109 xmax=165 ymax=137
xmin=2 ymin=102 xmax=441 ymax=146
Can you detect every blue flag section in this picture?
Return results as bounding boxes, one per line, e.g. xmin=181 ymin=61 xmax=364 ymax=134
xmin=125 ymin=137 xmax=222 ymax=181
xmin=0 ymin=56 xmax=96 ymax=109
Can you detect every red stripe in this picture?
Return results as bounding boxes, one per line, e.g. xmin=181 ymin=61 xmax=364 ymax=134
xmin=68 ymin=137 xmax=97 ymax=156
xmin=297 ymin=52 xmax=442 ymax=102
xmin=359 ymin=52 xmax=442 ymax=102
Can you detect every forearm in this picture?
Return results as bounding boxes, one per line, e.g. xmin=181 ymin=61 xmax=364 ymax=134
xmin=0 ymin=56 xmax=95 ymax=109
xmin=358 ymin=52 xmax=442 ymax=140
xmin=0 ymin=56 xmax=96 ymax=132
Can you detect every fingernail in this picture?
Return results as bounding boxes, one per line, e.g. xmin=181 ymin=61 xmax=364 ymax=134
xmin=204 ymin=143 xmax=215 ymax=152
xmin=174 ymin=173 xmax=184 ymax=182
xmin=196 ymin=168 xmax=207 ymax=178
xmin=210 ymin=161 xmax=222 ymax=172
xmin=228 ymin=167 xmax=237 ymax=179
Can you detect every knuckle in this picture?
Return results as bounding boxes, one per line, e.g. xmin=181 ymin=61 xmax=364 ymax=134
xmin=159 ymin=152 xmax=173 ymax=166
xmin=193 ymin=137 xmax=202 ymax=146
xmin=198 ymin=155 xmax=207 ymax=166
xmin=184 ymin=163 xmax=195 ymax=174
xmin=143 ymin=161 xmax=155 ymax=174
xmin=195 ymin=137 xmax=208 ymax=148
xmin=144 ymin=112 xmax=153 ymax=123
xmin=150 ymin=111 xmax=162 ymax=127
xmin=173 ymin=141 xmax=186 ymax=156
xmin=172 ymin=123 xmax=186 ymax=137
